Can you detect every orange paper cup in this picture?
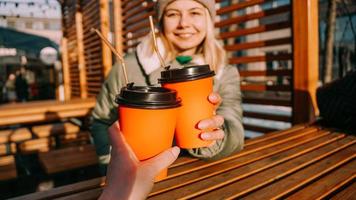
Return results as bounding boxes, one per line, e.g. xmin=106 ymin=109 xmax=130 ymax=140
xmin=159 ymin=65 xmax=215 ymax=148
xmin=116 ymin=86 xmax=181 ymax=181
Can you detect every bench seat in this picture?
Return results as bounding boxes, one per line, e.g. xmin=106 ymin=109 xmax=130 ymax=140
xmin=38 ymin=144 xmax=98 ymax=174
xmin=32 ymin=122 xmax=80 ymax=138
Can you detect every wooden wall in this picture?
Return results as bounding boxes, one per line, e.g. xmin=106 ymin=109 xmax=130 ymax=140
xmin=60 ymin=0 xmax=319 ymax=134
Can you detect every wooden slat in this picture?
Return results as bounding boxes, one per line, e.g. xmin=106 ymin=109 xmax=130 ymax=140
xmin=243 ymin=124 xmax=280 ymax=133
xmin=122 ymin=2 xmax=154 ymax=21
xmin=225 ymin=37 xmax=291 ymax=51
xmin=239 ymin=69 xmax=291 ymax=77
xmin=164 ymin=126 xmax=320 ymax=179
xmin=241 ymin=84 xmax=291 ymax=92
xmin=38 ymin=144 xmax=98 ymax=174
xmin=205 ymin=138 xmax=355 ymax=199
xmin=330 ymin=181 xmax=356 ymax=200
xmin=32 ymin=122 xmax=80 ymax=138
xmin=122 ymin=0 xmax=146 ymax=14
xmin=217 ymin=0 xmax=271 ymax=15
xmin=282 ymin=163 xmax=355 ymax=200
xmin=244 ymin=111 xmax=291 ymax=122
xmin=100 ymin=0 xmax=112 ymax=77
xmin=148 ymin=129 xmax=340 ymax=198
xmin=229 ymin=53 xmax=292 ymax=64
xmin=220 ymin=21 xmax=290 ymax=39
xmin=19 ymin=138 xmax=55 ymax=154
xmin=243 ymin=96 xmax=291 ymax=107
xmin=10 ymin=177 xmax=105 ymax=200
xmin=216 ymin=5 xmax=290 ymax=28
xmin=0 ymin=128 xmax=32 ymax=144
xmin=0 ymin=143 xmax=16 ymax=156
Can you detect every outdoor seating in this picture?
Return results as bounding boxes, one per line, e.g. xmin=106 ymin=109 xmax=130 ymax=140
xmin=38 ymin=144 xmax=98 ymax=174
xmin=12 ymin=124 xmax=355 ymax=200
xmin=32 ymin=122 xmax=80 ymax=138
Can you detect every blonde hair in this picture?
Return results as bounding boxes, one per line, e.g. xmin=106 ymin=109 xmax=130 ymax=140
xmin=142 ymin=8 xmax=226 ymax=72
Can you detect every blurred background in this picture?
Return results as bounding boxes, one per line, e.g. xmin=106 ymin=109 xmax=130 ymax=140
xmin=0 ymin=0 xmax=355 ymax=198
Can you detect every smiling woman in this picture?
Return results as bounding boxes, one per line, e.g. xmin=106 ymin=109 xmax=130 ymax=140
xmin=90 ymin=0 xmax=244 ymax=176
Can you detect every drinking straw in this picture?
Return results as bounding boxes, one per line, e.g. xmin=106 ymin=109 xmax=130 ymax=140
xmin=91 ymin=28 xmax=129 ymax=85
xmin=149 ymin=16 xmax=165 ymax=68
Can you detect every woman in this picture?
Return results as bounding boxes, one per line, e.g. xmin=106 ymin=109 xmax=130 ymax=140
xmin=91 ymin=0 xmax=244 ymax=173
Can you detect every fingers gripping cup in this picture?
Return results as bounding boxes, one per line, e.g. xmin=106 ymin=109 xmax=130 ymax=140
xmin=159 ymin=65 xmax=215 ymax=148
xmin=115 ymin=85 xmax=181 ymax=181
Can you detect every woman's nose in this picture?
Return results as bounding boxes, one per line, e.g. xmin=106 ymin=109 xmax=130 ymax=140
xmin=178 ymin=14 xmax=190 ymax=28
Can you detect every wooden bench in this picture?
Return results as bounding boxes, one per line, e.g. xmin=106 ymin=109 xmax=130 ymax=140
xmin=12 ymin=124 xmax=356 ymax=200
xmin=0 ymin=98 xmax=95 ymax=126
xmin=59 ymin=131 xmax=91 ymax=148
xmin=0 ymin=128 xmax=32 ymax=156
xmin=0 ymin=155 xmax=17 ymax=181
xmin=38 ymin=144 xmax=98 ymax=174
xmin=18 ymin=138 xmax=56 ymax=154
xmin=32 ymin=122 xmax=80 ymax=138
xmin=0 ymin=128 xmax=32 ymax=144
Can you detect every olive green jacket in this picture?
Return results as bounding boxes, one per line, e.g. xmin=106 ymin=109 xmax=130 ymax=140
xmin=91 ymin=52 xmax=244 ymax=165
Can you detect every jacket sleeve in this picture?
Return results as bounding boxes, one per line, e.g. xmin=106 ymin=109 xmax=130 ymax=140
xmin=187 ymin=65 xmax=244 ymax=160
xmin=90 ymin=64 xmax=123 ymax=165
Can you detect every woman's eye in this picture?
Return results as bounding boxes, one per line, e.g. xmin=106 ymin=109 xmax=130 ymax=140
xmin=166 ymin=12 xmax=179 ymax=17
xmin=191 ymin=11 xmax=202 ymax=16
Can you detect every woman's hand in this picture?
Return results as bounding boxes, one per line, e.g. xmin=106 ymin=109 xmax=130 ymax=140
xmin=99 ymin=121 xmax=180 ymax=200
xmin=197 ymin=92 xmax=225 ymax=142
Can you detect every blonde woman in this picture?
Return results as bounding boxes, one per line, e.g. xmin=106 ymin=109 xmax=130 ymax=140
xmin=91 ymin=0 xmax=244 ymax=174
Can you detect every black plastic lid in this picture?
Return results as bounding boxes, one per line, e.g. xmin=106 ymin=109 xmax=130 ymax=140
xmin=115 ymin=85 xmax=181 ymax=109
xmin=159 ymin=65 xmax=215 ymax=83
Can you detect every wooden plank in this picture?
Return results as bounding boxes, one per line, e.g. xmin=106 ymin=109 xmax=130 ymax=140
xmin=10 ymin=177 xmax=105 ymax=200
xmin=329 ymin=181 xmax=356 ymax=200
xmin=229 ymin=53 xmax=292 ymax=64
xmin=100 ymin=0 xmax=112 ymax=78
xmin=243 ymin=96 xmax=291 ymax=106
xmin=75 ymin=11 xmax=88 ymax=99
xmin=217 ymin=0 xmax=270 ymax=15
xmin=122 ymin=2 xmax=154 ymax=21
xmin=0 ymin=143 xmax=16 ymax=156
xmin=219 ymin=21 xmax=290 ymax=39
xmin=113 ymin=0 xmax=124 ymax=56
xmin=243 ymin=145 xmax=356 ymax=199
xmin=148 ymin=130 xmax=341 ymax=199
xmin=38 ymin=144 xmax=98 ymax=174
xmin=0 ymin=128 xmax=32 ymax=144
xmin=177 ymin=135 xmax=354 ymax=199
xmin=285 ymin=163 xmax=355 ymax=200
xmin=244 ymin=111 xmax=291 ymax=122
xmin=225 ymin=37 xmax=292 ymax=51
xmin=122 ymin=0 xmax=145 ymax=14
xmin=292 ymin=0 xmax=319 ymax=124
xmin=32 ymin=122 xmax=80 ymax=138
xmin=19 ymin=138 xmax=55 ymax=154
xmin=239 ymin=69 xmax=291 ymax=77
xmin=243 ymin=124 xmax=279 ymax=133
xmin=61 ymin=37 xmax=72 ymax=100
xmin=124 ymin=11 xmax=156 ymax=27
xmin=208 ymin=138 xmax=356 ymax=199
xmin=54 ymin=188 xmax=102 ymax=200
xmin=216 ymin=5 xmax=290 ymax=28
xmin=164 ymin=127 xmax=320 ymax=180
xmin=241 ymin=84 xmax=291 ymax=92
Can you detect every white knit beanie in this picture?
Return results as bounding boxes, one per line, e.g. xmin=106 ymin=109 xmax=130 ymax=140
xmin=157 ymin=0 xmax=216 ymax=20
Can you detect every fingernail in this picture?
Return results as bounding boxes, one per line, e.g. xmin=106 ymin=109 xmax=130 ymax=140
xmin=171 ymin=146 xmax=180 ymax=157
xmin=198 ymin=121 xmax=207 ymax=129
xmin=209 ymin=94 xmax=217 ymax=101
xmin=200 ymin=133 xmax=210 ymax=140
